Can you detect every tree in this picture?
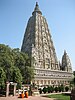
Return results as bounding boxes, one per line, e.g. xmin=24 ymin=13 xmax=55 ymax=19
xmin=0 ymin=44 xmax=14 ymax=81
xmin=0 ymin=67 xmax=6 ymax=89
xmin=0 ymin=44 xmax=34 ymax=87
xmin=23 ymin=66 xmax=34 ymax=84
xmin=11 ymin=66 xmax=22 ymax=89
xmin=1 ymin=55 xmax=13 ymax=81
xmin=12 ymin=48 xmax=34 ymax=84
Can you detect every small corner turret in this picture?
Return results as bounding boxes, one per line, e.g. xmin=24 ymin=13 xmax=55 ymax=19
xmin=61 ymin=50 xmax=72 ymax=72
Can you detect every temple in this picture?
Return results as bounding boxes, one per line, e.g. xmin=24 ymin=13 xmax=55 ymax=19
xmin=21 ymin=2 xmax=72 ymax=86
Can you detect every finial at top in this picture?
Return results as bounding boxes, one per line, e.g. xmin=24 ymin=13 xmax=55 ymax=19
xmin=64 ymin=50 xmax=67 ymax=54
xmin=32 ymin=2 xmax=42 ymax=15
xmin=36 ymin=2 xmax=38 ymax=6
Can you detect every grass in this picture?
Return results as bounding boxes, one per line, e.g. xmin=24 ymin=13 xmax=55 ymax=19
xmin=47 ymin=94 xmax=70 ymax=100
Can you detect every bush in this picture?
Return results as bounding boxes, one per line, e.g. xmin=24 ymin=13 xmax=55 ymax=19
xmin=58 ymin=86 xmax=62 ymax=92
xmin=50 ymin=86 xmax=54 ymax=93
xmin=61 ymin=85 xmax=64 ymax=92
xmin=39 ymin=88 xmax=42 ymax=94
xmin=43 ymin=87 xmax=47 ymax=94
xmin=47 ymin=86 xmax=51 ymax=93
xmin=47 ymin=86 xmax=54 ymax=93
xmin=54 ymin=87 xmax=58 ymax=93
xmin=65 ymin=86 xmax=69 ymax=92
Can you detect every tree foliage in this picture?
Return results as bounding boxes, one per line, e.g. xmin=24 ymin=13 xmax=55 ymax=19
xmin=23 ymin=66 xmax=34 ymax=84
xmin=0 ymin=67 xmax=6 ymax=89
xmin=0 ymin=44 xmax=34 ymax=88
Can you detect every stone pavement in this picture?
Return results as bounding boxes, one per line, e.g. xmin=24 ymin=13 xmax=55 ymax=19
xmin=0 ymin=96 xmax=54 ymax=100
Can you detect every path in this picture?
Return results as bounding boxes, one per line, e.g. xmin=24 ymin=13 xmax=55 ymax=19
xmin=0 ymin=96 xmax=54 ymax=100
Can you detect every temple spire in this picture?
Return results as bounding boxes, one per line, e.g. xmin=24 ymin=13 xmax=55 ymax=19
xmin=32 ymin=2 xmax=42 ymax=15
xmin=62 ymin=50 xmax=72 ymax=72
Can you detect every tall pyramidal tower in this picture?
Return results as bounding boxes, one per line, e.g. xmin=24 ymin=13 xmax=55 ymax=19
xmin=21 ymin=2 xmax=59 ymax=70
xmin=21 ymin=2 xmax=72 ymax=85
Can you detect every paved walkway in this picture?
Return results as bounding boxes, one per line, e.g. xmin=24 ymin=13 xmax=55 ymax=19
xmin=0 ymin=92 xmax=70 ymax=100
xmin=0 ymin=96 xmax=55 ymax=100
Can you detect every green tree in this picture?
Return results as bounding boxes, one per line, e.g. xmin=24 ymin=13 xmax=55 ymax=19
xmin=0 ymin=44 xmax=13 ymax=81
xmin=0 ymin=67 xmax=6 ymax=89
xmin=0 ymin=44 xmax=34 ymax=86
xmin=11 ymin=66 xmax=22 ymax=88
xmin=23 ymin=66 xmax=34 ymax=84
xmin=12 ymin=49 xmax=34 ymax=84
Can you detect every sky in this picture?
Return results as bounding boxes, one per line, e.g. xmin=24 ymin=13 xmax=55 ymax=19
xmin=0 ymin=0 xmax=75 ymax=70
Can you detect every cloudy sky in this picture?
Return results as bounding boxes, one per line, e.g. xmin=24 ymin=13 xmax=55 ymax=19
xmin=0 ymin=0 xmax=75 ymax=70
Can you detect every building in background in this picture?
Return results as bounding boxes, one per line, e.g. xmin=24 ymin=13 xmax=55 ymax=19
xmin=21 ymin=2 xmax=72 ymax=86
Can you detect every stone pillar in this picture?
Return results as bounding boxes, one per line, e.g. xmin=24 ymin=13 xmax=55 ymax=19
xmin=49 ymin=80 xmax=51 ymax=85
xmin=46 ymin=80 xmax=48 ymax=85
xmin=6 ymin=82 xmax=10 ymax=97
xmin=42 ymin=80 xmax=43 ymax=85
xmin=56 ymin=80 xmax=58 ymax=86
xmin=13 ymin=83 xmax=17 ymax=96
